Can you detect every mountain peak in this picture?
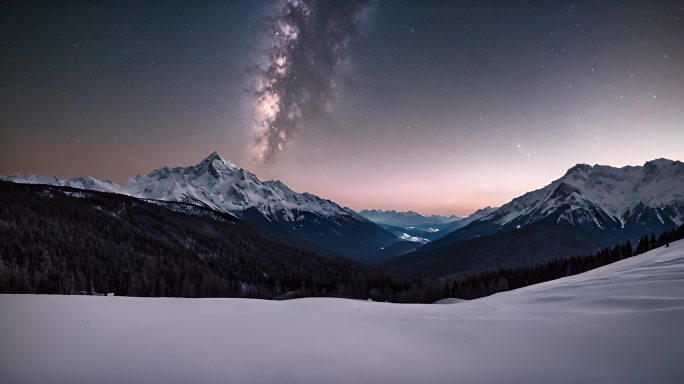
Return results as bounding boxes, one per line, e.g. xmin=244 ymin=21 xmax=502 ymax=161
xmin=644 ymin=158 xmax=675 ymax=168
xmin=564 ymin=163 xmax=592 ymax=176
xmin=202 ymin=151 xmax=225 ymax=162
xmin=199 ymin=151 xmax=237 ymax=170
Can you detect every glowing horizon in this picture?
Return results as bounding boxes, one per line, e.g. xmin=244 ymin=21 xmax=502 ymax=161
xmin=1 ymin=1 xmax=683 ymax=216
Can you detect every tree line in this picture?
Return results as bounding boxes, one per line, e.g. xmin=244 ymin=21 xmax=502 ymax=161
xmin=439 ymin=224 xmax=684 ymax=300
xmin=1 ymin=181 xmax=682 ymax=303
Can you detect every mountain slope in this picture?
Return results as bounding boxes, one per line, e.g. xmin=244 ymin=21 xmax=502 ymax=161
xmin=388 ymin=159 xmax=684 ymax=277
xmin=0 ymin=180 xmax=391 ymax=297
xmin=424 ymin=159 xmax=684 ymax=252
xmin=123 ymin=152 xmax=395 ymax=263
xmin=386 ymin=222 xmax=602 ymax=277
xmin=359 ymin=209 xmax=477 ymax=244
xmin=0 ymin=174 xmax=122 ymax=193
xmin=3 ymin=240 xmax=683 ymax=383
xmin=1 ymin=152 xmax=397 ymax=263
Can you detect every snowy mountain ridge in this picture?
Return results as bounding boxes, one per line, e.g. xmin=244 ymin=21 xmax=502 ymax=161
xmin=1 ymin=152 xmax=396 ymax=262
xmin=359 ymin=209 xmax=461 ymax=227
xmin=123 ymin=151 xmax=363 ymax=223
xmin=0 ymin=174 xmax=122 ymax=193
xmin=1 ymin=152 xmax=363 ymax=224
xmin=479 ymin=158 xmax=684 ymax=228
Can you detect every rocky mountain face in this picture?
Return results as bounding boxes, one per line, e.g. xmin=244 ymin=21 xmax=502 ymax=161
xmin=1 ymin=152 xmax=396 ymax=263
xmin=0 ymin=180 xmax=398 ymax=298
xmin=390 ymin=159 xmax=684 ymax=276
xmin=425 ymin=159 xmax=684 ymax=251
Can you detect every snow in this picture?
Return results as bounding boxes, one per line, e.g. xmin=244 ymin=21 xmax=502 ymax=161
xmin=2 ymin=241 xmax=684 ymax=383
xmin=398 ymin=232 xmax=429 ymax=243
xmin=461 ymin=205 xmax=499 ymax=223
xmin=1 ymin=152 xmax=363 ymax=224
xmin=433 ymin=297 xmax=466 ymax=304
xmin=122 ymin=152 xmax=362 ymax=223
xmin=0 ymin=174 xmax=122 ymax=193
xmin=483 ymin=159 xmax=684 ymax=227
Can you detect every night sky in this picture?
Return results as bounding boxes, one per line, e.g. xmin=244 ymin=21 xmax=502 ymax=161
xmin=2 ymin=0 xmax=683 ymax=215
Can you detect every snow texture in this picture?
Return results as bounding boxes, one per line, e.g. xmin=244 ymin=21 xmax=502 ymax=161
xmin=2 ymin=240 xmax=684 ymax=383
xmin=0 ymin=174 xmax=121 ymax=193
xmin=124 ymin=152 xmax=361 ymax=223
xmin=1 ymin=152 xmax=363 ymax=224
xmin=398 ymin=232 xmax=429 ymax=243
xmin=481 ymin=159 xmax=684 ymax=227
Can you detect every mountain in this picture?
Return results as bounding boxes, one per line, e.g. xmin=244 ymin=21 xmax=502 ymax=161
xmin=362 ymin=207 xmax=500 ymax=262
xmin=424 ymin=206 xmax=500 ymax=236
xmin=359 ymin=209 xmax=467 ymax=243
xmin=426 ymin=159 xmax=684 ymax=250
xmin=460 ymin=206 xmax=499 ymax=224
xmin=361 ymin=207 xmax=502 ymax=247
xmin=0 ymin=174 xmax=121 ymax=193
xmin=389 ymin=159 xmax=684 ymax=276
xmin=386 ymin=222 xmax=604 ymax=277
xmin=359 ymin=209 xmax=461 ymax=227
xmin=2 ymin=152 xmax=396 ymax=263
xmin=123 ymin=152 xmax=396 ymax=262
xmin=0 ymin=180 xmax=396 ymax=298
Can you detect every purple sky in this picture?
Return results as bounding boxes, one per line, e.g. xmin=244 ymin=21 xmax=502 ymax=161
xmin=1 ymin=1 xmax=683 ymax=215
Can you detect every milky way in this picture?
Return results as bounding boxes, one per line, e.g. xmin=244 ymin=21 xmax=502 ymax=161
xmin=250 ymin=0 xmax=372 ymax=163
xmin=3 ymin=1 xmax=683 ymax=215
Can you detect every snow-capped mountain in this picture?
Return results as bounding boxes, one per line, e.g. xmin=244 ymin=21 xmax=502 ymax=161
xmin=427 ymin=159 xmax=684 ymax=250
xmin=486 ymin=159 xmax=683 ymax=227
xmin=126 ymin=152 xmax=355 ymax=222
xmin=359 ymin=209 xmax=465 ymax=244
xmin=2 ymin=152 xmax=396 ymax=263
xmin=461 ymin=206 xmax=499 ymax=224
xmin=124 ymin=152 xmax=396 ymax=262
xmin=0 ymin=174 xmax=121 ymax=193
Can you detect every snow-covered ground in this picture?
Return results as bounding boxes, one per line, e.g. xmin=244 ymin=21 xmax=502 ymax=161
xmin=2 ymin=241 xmax=684 ymax=383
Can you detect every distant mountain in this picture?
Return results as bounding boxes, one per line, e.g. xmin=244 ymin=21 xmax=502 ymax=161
xmin=427 ymin=159 xmax=684 ymax=250
xmin=359 ymin=209 xmax=466 ymax=243
xmin=362 ymin=206 xmax=499 ymax=261
xmin=360 ymin=207 xmax=500 ymax=247
xmin=374 ymin=223 xmax=441 ymax=243
xmin=424 ymin=206 xmax=500 ymax=236
xmin=359 ymin=209 xmax=461 ymax=228
xmin=1 ymin=152 xmax=396 ymax=263
xmin=0 ymin=174 xmax=121 ymax=193
xmin=390 ymin=159 xmax=684 ymax=276
xmin=460 ymin=206 xmax=499 ymax=224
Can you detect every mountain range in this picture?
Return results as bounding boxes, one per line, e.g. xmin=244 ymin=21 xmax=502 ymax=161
xmin=2 ymin=154 xmax=683 ymax=275
xmin=389 ymin=158 xmax=684 ymax=276
xmin=359 ymin=207 xmax=499 ymax=260
xmin=0 ymin=180 xmax=405 ymax=299
xmin=1 ymin=152 xmax=396 ymax=263
xmin=358 ymin=209 xmax=461 ymax=228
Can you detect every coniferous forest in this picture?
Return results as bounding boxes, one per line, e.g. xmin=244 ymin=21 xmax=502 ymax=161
xmin=1 ymin=180 xmax=682 ymax=303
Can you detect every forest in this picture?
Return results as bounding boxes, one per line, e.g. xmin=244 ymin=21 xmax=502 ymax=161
xmin=1 ymin=180 xmax=682 ymax=303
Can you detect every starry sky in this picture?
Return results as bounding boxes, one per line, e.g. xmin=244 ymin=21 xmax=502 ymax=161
xmin=1 ymin=0 xmax=683 ymax=216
